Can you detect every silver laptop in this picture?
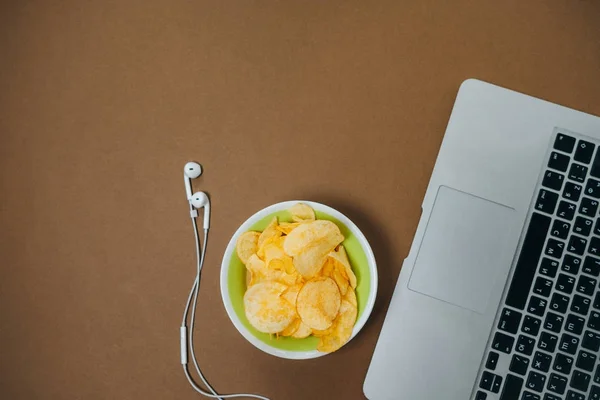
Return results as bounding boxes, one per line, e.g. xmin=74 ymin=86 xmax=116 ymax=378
xmin=364 ymin=79 xmax=600 ymax=400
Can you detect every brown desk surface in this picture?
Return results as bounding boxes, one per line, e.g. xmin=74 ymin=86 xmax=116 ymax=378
xmin=2 ymin=1 xmax=600 ymax=399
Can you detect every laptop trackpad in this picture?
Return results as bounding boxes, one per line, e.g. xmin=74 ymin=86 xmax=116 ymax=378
xmin=408 ymin=186 xmax=518 ymax=314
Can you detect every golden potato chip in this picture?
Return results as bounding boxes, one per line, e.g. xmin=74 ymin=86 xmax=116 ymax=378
xmin=332 ymin=267 xmax=349 ymax=296
xmin=236 ymin=231 xmax=260 ymax=264
xmin=292 ymin=246 xmax=329 ymax=278
xmin=289 ymin=203 xmax=316 ymax=222
xmin=283 ymin=220 xmax=343 ymax=257
xmin=291 ymin=321 xmax=312 ymax=338
xmin=243 ymin=281 xmax=296 ymax=333
xmin=280 ymin=318 xmax=301 ymax=337
xmin=317 ymin=298 xmax=358 ymax=353
xmin=297 ymin=277 xmax=341 ymax=330
xmin=276 ymin=222 xmax=300 ymax=235
xmin=245 ymin=254 xmax=268 ymax=280
xmin=281 ymin=283 xmax=303 ymax=307
xmin=257 ymin=217 xmax=282 ymax=249
xmin=328 ymin=245 xmax=357 ymax=289
xmin=344 ymin=287 xmax=357 ymax=307
xmin=263 ymin=240 xmax=295 ymax=273
xmin=311 ymin=326 xmax=333 ymax=337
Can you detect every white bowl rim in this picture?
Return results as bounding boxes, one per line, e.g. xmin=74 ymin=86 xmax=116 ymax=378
xmin=220 ymin=200 xmax=378 ymax=360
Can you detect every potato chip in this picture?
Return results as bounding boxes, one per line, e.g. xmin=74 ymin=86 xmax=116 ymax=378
xmin=317 ymin=298 xmax=358 ymax=353
xmin=296 ymin=277 xmax=341 ymax=330
xmin=328 ymin=245 xmax=357 ymax=289
xmin=291 ymin=321 xmax=312 ymax=338
xmin=280 ymin=318 xmax=301 ymax=337
xmin=283 ymin=220 xmax=343 ymax=257
xmin=263 ymin=240 xmax=295 ymax=273
xmin=332 ymin=267 xmax=349 ymax=296
xmin=245 ymin=254 xmax=268 ymax=284
xmin=311 ymin=326 xmax=333 ymax=337
xmin=281 ymin=283 xmax=303 ymax=307
xmin=236 ymin=231 xmax=260 ymax=264
xmin=344 ymin=287 xmax=357 ymax=307
xmin=243 ymin=281 xmax=296 ymax=333
xmin=289 ymin=203 xmax=316 ymax=222
xmin=257 ymin=217 xmax=282 ymax=249
xmin=276 ymin=222 xmax=300 ymax=235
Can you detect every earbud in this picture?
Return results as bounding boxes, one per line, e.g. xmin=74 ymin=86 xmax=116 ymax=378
xmin=190 ymin=191 xmax=211 ymax=230
xmin=184 ymin=162 xmax=202 ymax=200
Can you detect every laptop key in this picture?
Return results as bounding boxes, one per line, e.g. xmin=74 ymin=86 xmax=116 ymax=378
xmin=538 ymin=331 xmax=558 ymax=352
xmin=589 ymin=236 xmax=600 ymax=255
xmin=573 ymin=216 xmax=592 ymax=236
xmin=526 ymin=371 xmax=546 ymax=392
xmin=575 ymin=350 xmax=596 ymax=372
xmin=500 ymin=374 xmax=524 ymax=400
xmin=553 ymin=353 xmax=573 ymax=374
xmin=498 ymin=308 xmax=522 ymax=334
xmin=562 ymin=254 xmax=581 ymax=275
xmin=570 ymin=294 xmax=591 ymax=316
xmin=576 ymin=276 xmax=596 ymax=296
xmin=555 ymin=133 xmax=576 ymax=153
xmin=558 ymin=200 xmax=577 ymax=220
xmin=528 ymin=296 xmax=548 ymax=316
xmin=485 ymin=351 xmax=499 ymax=370
xmin=475 ymin=391 xmax=487 ymax=400
xmin=590 ymin=385 xmax=600 ymax=400
xmin=567 ymin=235 xmax=587 ymax=256
xmin=570 ymin=370 xmax=591 ymax=392
xmin=565 ymin=314 xmax=585 ymax=335
xmin=534 ymin=277 xmax=553 ymax=297
xmin=550 ymin=293 xmax=570 ymax=314
xmin=563 ymin=182 xmax=582 ymax=201
xmin=569 ymin=163 xmax=589 ymax=182
xmin=566 ymin=390 xmax=584 ymax=400
xmin=575 ymin=140 xmax=595 ymax=163
xmin=521 ymin=392 xmax=540 ymax=400
xmin=491 ymin=375 xmax=503 ymax=393
xmin=583 ymin=256 xmax=600 ymax=277
xmin=547 ymin=373 xmax=568 ymax=394
xmin=580 ymin=197 xmax=599 ymax=216
xmin=560 ymin=333 xmax=580 ymax=355
xmin=541 ymin=258 xmax=560 ymax=278
xmin=582 ymin=331 xmax=600 ymax=351
xmin=543 ymin=394 xmax=561 ymax=400
xmin=585 ymin=178 xmax=600 ymax=199
xmin=549 ymin=151 xmax=570 ymax=172
xmin=595 ymin=364 xmax=600 ymax=384
xmin=544 ymin=312 xmax=564 ymax=333
xmin=516 ymin=334 xmax=536 ymax=355
xmin=595 ymin=292 xmax=600 ymax=309
xmin=536 ymin=190 xmax=559 ymax=214
xmin=522 ymin=315 xmax=542 ymax=336
xmin=510 ymin=354 xmax=530 ymax=375
xmin=543 ymin=171 xmax=564 ymax=191
xmin=492 ymin=332 xmax=515 ymax=353
xmin=506 ymin=212 xmax=551 ymax=309
xmin=532 ymin=351 xmax=552 ymax=372
xmin=479 ymin=371 xmax=495 ymax=390
xmin=551 ymin=219 xmax=571 ymax=239
xmin=556 ymin=273 xmax=576 ymax=294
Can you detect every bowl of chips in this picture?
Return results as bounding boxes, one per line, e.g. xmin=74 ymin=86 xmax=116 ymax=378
xmin=220 ymin=201 xmax=377 ymax=359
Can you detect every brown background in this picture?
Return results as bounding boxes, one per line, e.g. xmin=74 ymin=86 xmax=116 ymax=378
xmin=1 ymin=1 xmax=600 ymax=399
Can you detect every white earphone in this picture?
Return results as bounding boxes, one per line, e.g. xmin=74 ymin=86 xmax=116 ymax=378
xmin=184 ymin=162 xmax=211 ymax=230
xmin=180 ymin=162 xmax=269 ymax=400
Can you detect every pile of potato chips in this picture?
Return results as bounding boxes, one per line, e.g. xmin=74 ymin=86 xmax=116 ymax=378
xmin=237 ymin=203 xmax=358 ymax=353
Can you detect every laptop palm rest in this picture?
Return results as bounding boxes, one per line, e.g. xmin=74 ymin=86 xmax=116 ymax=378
xmin=408 ymin=186 xmax=518 ymax=314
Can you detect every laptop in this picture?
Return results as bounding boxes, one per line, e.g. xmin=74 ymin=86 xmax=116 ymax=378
xmin=363 ymin=79 xmax=600 ymax=400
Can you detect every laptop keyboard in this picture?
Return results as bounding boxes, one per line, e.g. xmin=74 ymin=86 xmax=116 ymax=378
xmin=475 ymin=132 xmax=600 ymax=400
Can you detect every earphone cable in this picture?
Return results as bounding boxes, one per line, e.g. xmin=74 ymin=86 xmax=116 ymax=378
xmin=182 ymin=207 xmax=270 ymax=400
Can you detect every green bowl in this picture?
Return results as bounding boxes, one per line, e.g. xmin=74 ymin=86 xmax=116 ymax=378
xmin=220 ymin=201 xmax=378 ymax=359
